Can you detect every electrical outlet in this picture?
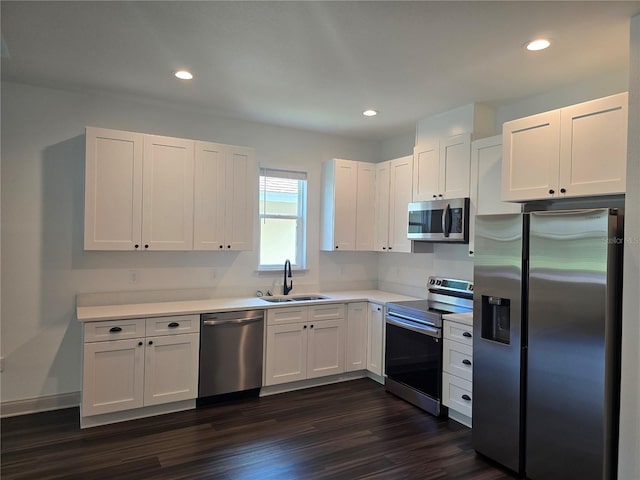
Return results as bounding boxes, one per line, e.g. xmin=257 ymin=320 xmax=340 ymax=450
xmin=128 ymin=270 xmax=138 ymax=284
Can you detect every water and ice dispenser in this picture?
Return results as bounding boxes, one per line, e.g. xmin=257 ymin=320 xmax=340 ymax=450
xmin=481 ymin=296 xmax=511 ymax=344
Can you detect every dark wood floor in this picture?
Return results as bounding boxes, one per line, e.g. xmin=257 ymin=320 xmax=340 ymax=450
xmin=1 ymin=379 xmax=518 ymax=480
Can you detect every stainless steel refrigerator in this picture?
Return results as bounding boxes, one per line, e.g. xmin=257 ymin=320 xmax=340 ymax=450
xmin=472 ymin=209 xmax=623 ymax=480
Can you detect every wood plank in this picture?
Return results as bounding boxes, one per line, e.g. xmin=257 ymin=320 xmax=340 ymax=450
xmin=1 ymin=379 xmax=517 ymax=479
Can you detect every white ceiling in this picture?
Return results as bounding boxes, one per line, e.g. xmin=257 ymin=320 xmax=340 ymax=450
xmin=2 ymin=1 xmax=640 ymax=139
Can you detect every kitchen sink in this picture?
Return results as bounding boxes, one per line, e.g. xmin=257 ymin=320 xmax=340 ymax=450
xmin=259 ymin=295 xmax=328 ymax=303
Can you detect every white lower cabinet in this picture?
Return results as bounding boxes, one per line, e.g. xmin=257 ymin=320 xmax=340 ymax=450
xmin=143 ymin=333 xmax=200 ymax=406
xmin=345 ymin=302 xmax=368 ymax=372
xmin=81 ymin=315 xmax=200 ymax=421
xmin=367 ymin=302 xmax=384 ymax=377
xmin=264 ymin=305 xmax=345 ymax=386
xmin=82 ymin=337 xmax=145 ymax=416
xmin=442 ymin=315 xmax=473 ymax=427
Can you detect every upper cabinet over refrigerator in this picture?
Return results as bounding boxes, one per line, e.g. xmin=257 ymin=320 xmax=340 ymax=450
xmin=502 ymin=92 xmax=628 ymax=202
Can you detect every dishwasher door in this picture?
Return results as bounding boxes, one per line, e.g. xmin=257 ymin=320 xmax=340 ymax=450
xmin=198 ymin=310 xmax=264 ymax=398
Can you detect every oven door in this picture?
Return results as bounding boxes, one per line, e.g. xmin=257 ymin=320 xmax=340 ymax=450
xmin=385 ymin=314 xmax=443 ymax=402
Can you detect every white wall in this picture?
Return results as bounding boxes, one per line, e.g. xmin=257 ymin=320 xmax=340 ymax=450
xmin=0 ymin=81 xmax=381 ymax=403
xmin=618 ymin=14 xmax=640 ymax=480
xmin=495 ymin=69 xmax=628 ymax=126
xmin=379 ymin=131 xmax=415 ymax=162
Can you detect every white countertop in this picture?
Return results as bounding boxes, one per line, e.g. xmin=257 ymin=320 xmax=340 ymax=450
xmin=442 ymin=311 xmax=473 ymax=327
xmin=76 ymin=290 xmax=421 ymax=322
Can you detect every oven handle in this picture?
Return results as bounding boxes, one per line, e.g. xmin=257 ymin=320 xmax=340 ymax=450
xmin=386 ymin=315 xmax=441 ymax=338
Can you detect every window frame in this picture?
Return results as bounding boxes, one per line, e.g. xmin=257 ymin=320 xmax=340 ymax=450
xmin=258 ymin=168 xmax=308 ymax=270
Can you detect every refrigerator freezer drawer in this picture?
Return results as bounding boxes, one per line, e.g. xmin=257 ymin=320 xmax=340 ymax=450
xmin=442 ymin=372 xmax=472 ymax=416
xmin=443 ymin=338 xmax=473 ymax=381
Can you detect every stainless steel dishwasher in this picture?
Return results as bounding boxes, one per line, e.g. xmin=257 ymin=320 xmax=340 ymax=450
xmin=198 ymin=309 xmax=264 ymax=400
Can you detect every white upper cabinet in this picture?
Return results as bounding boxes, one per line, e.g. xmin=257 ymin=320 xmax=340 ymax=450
xmin=440 ymin=133 xmax=472 ymax=199
xmin=321 ymin=158 xmax=375 ymax=251
xmin=193 ymin=141 xmax=255 ymax=251
xmin=388 ymin=155 xmax=413 ymax=253
xmin=502 ymin=92 xmax=627 ymax=202
xmin=142 ymin=135 xmax=194 ymax=250
xmin=469 ymin=135 xmax=521 ymax=256
xmin=413 ymin=133 xmax=471 ymax=201
xmin=374 ymin=161 xmax=391 ymax=251
xmin=374 ymin=156 xmax=413 ymax=253
xmin=84 ymin=127 xmax=144 ymax=250
xmin=355 ymin=162 xmax=376 ymax=251
xmin=85 ymin=128 xmax=194 ymax=251
xmin=85 ymin=127 xmax=254 ymax=251
xmin=502 ymin=110 xmax=561 ymax=202
xmin=558 ymin=93 xmax=628 ymax=197
xmin=412 ymin=142 xmax=440 ymax=201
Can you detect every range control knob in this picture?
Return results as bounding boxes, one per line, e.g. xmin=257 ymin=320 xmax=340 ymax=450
xmin=428 ymin=278 xmax=435 ymax=285
xmin=435 ymin=279 xmax=442 ymax=286
xmin=469 ymin=284 xmax=474 ymax=291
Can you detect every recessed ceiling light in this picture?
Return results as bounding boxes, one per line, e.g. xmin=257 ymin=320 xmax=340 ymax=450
xmin=363 ymin=109 xmax=378 ymax=117
xmin=174 ymin=70 xmax=193 ymax=80
xmin=525 ymin=39 xmax=551 ymax=51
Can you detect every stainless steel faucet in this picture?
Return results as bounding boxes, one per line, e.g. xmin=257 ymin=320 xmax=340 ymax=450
xmin=283 ymin=259 xmax=293 ymax=295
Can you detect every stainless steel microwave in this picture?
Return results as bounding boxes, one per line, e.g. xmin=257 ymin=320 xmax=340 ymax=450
xmin=407 ymin=197 xmax=470 ymax=243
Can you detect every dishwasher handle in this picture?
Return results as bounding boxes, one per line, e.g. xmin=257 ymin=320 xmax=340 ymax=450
xmin=202 ymin=316 xmax=263 ymax=326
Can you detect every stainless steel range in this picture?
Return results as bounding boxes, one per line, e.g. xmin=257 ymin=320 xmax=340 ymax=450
xmin=384 ymin=276 xmax=473 ymax=416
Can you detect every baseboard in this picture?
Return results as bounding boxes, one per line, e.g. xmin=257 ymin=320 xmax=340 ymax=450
xmin=259 ymin=371 xmax=369 ymax=397
xmin=448 ymin=408 xmax=472 ymax=428
xmin=1 ymin=391 xmax=80 ymax=418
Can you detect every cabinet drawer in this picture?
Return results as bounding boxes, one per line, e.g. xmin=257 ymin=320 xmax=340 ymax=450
xmin=145 ymin=315 xmax=200 ymax=336
xmin=443 ymin=338 xmax=473 ymax=381
xmin=267 ymin=307 xmax=309 ymax=326
xmin=84 ymin=318 xmax=146 ymax=342
xmin=443 ymin=320 xmax=473 ymax=346
xmin=309 ymin=304 xmax=345 ymax=321
xmin=442 ymin=372 xmax=472 ymax=417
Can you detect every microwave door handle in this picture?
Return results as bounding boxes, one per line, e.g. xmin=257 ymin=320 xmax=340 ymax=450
xmin=442 ymin=203 xmax=451 ymax=237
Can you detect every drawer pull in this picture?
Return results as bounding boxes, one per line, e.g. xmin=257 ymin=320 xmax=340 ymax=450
xmin=109 ymin=327 xmax=122 ymax=333
xmin=461 ymin=394 xmax=472 ymax=401
xmin=168 ymin=322 xmax=180 ymax=328
xmin=462 ymin=359 xmax=472 ymax=366
xmin=462 ymin=332 xmax=472 ymax=338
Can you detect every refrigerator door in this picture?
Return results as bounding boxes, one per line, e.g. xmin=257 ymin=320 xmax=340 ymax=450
xmin=527 ymin=209 xmax=622 ymax=480
xmin=472 ymin=213 xmax=526 ymax=474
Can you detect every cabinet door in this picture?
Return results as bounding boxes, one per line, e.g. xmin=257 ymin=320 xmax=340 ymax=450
xmin=193 ymin=141 xmax=226 ymax=250
xmin=559 ymin=92 xmax=628 ymax=197
xmin=440 ymin=133 xmax=471 ymax=199
xmin=412 ymin=143 xmax=440 ymax=201
xmin=388 ymin=155 xmax=413 ymax=253
xmin=264 ymin=323 xmax=307 ymax=385
xmin=332 ymin=159 xmax=358 ymax=250
xmin=355 ymin=162 xmax=376 ymax=251
xmin=374 ymin=161 xmax=390 ymax=251
xmin=82 ymin=338 xmax=144 ymax=416
xmin=345 ymin=303 xmax=368 ymax=372
xmin=142 ymin=135 xmax=194 ymax=250
xmin=144 ymin=333 xmax=199 ymax=406
xmin=307 ymin=319 xmax=345 ymax=379
xmin=84 ymin=127 xmax=143 ymax=250
xmin=469 ymin=135 xmax=521 ymax=256
xmin=367 ymin=303 xmax=384 ymax=377
xmin=225 ymin=146 xmax=255 ymax=250
xmin=502 ymin=110 xmax=561 ymax=201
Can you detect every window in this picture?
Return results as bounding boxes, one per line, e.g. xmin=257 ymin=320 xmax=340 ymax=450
xmin=259 ymin=168 xmax=307 ymax=269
